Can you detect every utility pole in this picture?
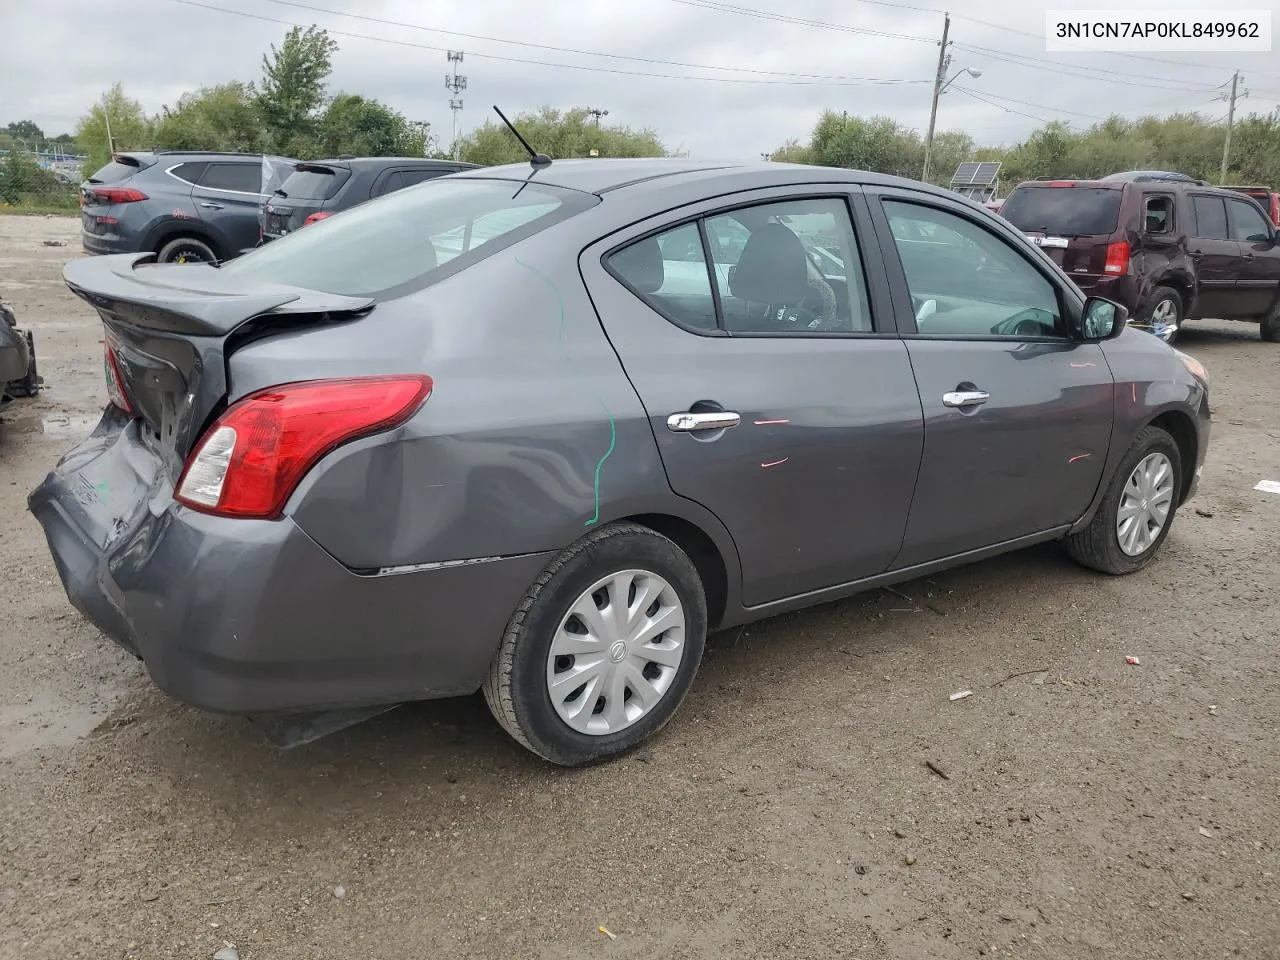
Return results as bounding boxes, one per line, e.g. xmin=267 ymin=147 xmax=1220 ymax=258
xmin=1219 ymin=70 xmax=1246 ymax=184
xmin=921 ymin=13 xmax=951 ymax=185
xmin=444 ymin=51 xmax=467 ymax=161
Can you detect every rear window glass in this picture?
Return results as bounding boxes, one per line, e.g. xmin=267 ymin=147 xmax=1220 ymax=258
xmin=87 ymin=158 xmax=147 ymax=183
xmin=1000 ymin=186 xmax=1122 ymax=236
xmin=220 ymin=178 xmax=595 ymax=297
xmin=280 ymin=168 xmax=346 ymax=201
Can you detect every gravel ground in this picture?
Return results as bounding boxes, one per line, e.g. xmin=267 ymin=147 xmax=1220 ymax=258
xmin=2 ymin=214 xmax=1278 ymax=960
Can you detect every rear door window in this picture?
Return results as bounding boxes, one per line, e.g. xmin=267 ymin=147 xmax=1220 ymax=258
xmin=377 ymin=171 xmax=406 ymax=195
xmin=1143 ymin=195 xmax=1173 ymax=234
xmin=1192 ymin=196 xmax=1229 ymax=239
xmin=168 ymin=162 xmax=208 ymax=186
xmin=220 ymin=178 xmax=594 ymax=298
xmin=198 ymin=162 xmax=262 ymax=195
xmin=1000 ymin=186 xmax=1122 ymax=236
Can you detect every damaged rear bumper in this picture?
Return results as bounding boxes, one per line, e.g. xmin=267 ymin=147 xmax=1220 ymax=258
xmin=28 ymin=413 xmax=552 ymax=715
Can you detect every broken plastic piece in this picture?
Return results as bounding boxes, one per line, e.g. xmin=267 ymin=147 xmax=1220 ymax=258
xmin=949 ymin=690 xmax=974 ymax=701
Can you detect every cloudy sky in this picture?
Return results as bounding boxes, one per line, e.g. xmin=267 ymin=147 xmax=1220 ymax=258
xmin=3 ymin=0 xmax=1279 ymax=158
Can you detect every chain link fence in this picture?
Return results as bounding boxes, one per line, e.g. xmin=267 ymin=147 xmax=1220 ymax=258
xmin=0 ymin=147 xmax=85 ymax=213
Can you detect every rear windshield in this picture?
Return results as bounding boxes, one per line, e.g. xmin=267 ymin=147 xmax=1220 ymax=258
xmin=220 ymin=178 xmax=596 ymax=297
xmin=278 ymin=167 xmax=346 ymax=201
xmin=87 ymin=157 xmax=150 ymax=184
xmin=1000 ymin=186 xmax=1123 ymax=236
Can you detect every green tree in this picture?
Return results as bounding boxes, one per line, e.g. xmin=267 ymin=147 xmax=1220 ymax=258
xmin=255 ymin=25 xmax=338 ymax=156
xmin=0 ymin=147 xmax=67 ymax=207
xmin=317 ymin=94 xmax=427 ymax=158
xmin=74 ymin=83 xmax=152 ymax=174
xmin=153 ymin=82 xmax=264 ymax=153
xmin=457 ymin=107 xmax=666 ymax=165
xmin=5 ymin=120 xmax=44 ymax=143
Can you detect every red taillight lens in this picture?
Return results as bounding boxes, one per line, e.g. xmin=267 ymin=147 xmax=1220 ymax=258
xmin=92 ymin=187 xmax=148 ymax=204
xmin=103 ymin=337 xmax=133 ymax=415
xmin=1103 ymin=240 xmax=1130 ymax=275
xmin=1048 ymin=180 xmax=1076 ymax=187
xmin=302 ymin=211 xmax=333 ymax=226
xmin=174 ymin=376 xmax=433 ymax=519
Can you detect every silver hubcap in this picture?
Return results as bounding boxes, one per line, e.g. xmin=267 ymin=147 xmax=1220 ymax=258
xmin=546 ymin=569 xmax=686 ymax=736
xmin=1150 ymin=300 xmax=1179 ymax=341
xmin=1116 ymin=451 xmax=1175 ymax=556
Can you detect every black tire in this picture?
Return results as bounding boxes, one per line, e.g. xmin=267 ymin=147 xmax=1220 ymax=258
xmin=482 ymin=522 xmax=708 ymax=766
xmin=1066 ymin=426 xmax=1182 ymax=575
xmin=1260 ymin=306 xmax=1280 ymax=343
xmin=156 ymin=236 xmax=218 ymax=265
xmin=1141 ymin=285 xmax=1184 ymax=345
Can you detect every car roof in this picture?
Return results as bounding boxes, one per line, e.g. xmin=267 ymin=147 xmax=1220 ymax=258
xmin=448 ymin=157 xmax=958 ymax=198
xmin=299 ymin=157 xmax=480 ymax=172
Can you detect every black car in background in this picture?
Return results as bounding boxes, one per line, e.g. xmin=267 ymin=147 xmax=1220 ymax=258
xmin=80 ymin=151 xmax=295 ymax=264
xmin=260 ymin=157 xmax=477 ymax=241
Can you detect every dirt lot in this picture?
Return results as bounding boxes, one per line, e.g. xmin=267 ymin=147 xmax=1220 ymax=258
xmin=1 ymin=213 xmax=1278 ymax=960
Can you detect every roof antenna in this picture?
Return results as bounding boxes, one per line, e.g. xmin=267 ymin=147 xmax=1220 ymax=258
xmin=493 ymin=106 xmax=552 ymax=168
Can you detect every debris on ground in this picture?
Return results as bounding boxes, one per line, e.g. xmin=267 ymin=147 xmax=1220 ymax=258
xmin=949 ymin=690 xmax=974 ymax=701
xmin=1198 ymin=827 xmax=1213 ymax=838
xmin=598 ymin=926 xmax=617 ymax=941
xmin=41 ymin=239 xmax=66 ymax=247
xmin=1209 ymin=704 xmax=1219 ymax=715
xmin=905 ymin=853 xmax=918 ymax=866
xmin=1125 ymin=656 xmax=1141 ymax=666
xmin=212 ymin=943 xmax=239 ymax=960
xmin=333 ymin=884 xmax=346 ymax=899
xmin=1195 ymin=508 xmax=1214 ymax=518
xmin=924 ymin=760 xmax=951 ymax=781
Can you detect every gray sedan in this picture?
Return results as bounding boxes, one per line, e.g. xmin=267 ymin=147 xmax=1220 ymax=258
xmin=29 ymin=159 xmax=1211 ymax=765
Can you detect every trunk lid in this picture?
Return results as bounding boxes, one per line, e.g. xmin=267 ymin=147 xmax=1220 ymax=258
xmin=264 ymin=164 xmax=351 ymax=238
xmin=64 ymin=253 xmax=374 ymax=475
xmin=1000 ymin=183 xmax=1124 ymax=281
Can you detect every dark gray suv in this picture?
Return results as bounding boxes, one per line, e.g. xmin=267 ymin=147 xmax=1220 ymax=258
xmin=80 ymin=151 xmax=296 ymax=264
xmin=260 ymin=157 xmax=476 ymax=240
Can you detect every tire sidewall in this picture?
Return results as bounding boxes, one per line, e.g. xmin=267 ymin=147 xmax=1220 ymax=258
xmin=1145 ymin=286 xmax=1183 ymax=344
xmin=1098 ymin=429 xmax=1182 ymax=573
xmin=508 ymin=530 xmax=707 ymax=766
xmin=158 ymin=237 xmax=217 ymax=264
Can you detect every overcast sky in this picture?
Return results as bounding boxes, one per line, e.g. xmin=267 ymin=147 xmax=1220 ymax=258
xmin=3 ymin=0 xmax=1279 ymax=159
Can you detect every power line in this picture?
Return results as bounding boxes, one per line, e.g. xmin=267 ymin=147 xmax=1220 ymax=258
xmin=173 ymin=0 xmax=926 ymax=86
xmin=948 ymin=87 xmax=1107 ymax=121
xmin=675 ymin=0 xmax=1224 ymax=93
xmin=951 ymin=87 xmax=1058 ymax=125
xmin=256 ymin=0 xmax=926 ymax=82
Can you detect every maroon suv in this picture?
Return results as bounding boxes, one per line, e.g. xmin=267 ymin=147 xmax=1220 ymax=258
xmin=1000 ymin=177 xmax=1280 ymax=344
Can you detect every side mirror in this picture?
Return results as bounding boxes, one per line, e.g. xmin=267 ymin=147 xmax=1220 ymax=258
xmin=1077 ymin=296 xmax=1128 ymax=341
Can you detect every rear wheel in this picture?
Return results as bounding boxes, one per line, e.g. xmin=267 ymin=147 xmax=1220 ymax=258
xmin=1142 ymin=286 xmax=1183 ymax=344
xmin=483 ymin=523 xmax=708 ymax=766
xmin=1066 ymin=426 xmax=1182 ymax=575
xmin=157 ymin=236 xmax=218 ymax=265
xmin=1260 ymin=306 xmax=1280 ymax=343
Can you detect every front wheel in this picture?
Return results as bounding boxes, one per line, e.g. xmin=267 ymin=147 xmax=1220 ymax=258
xmin=1141 ymin=286 xmax=1184 ymax=344
xmin=1066 ymin=426 xmax=1182 ymax=575
xmin=483 ymin=523 xmax=708 ymax=766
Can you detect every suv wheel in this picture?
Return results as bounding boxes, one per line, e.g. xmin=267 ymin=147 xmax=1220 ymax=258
xmin=483 ymin=523 xmax=708 ymax=766
xmin=157 ymin=236 xmax=218 ymax=265
xmin=1142 ymin=286 xmax=1183 ymax=344
xmin=1066 ymin=426 xmax=1182 ymax=575
xmin=1260 ymin=307 xmax=1280 ymax=343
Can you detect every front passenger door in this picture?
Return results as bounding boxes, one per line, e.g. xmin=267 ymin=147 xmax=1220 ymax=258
xmin=870 ymin=192 xmax=1116 ymax=568
xmin=1226 ymin=196 xmax=1280 ymax=318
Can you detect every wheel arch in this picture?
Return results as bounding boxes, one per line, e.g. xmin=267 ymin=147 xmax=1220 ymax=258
xmin=1148 ymin=408 xmax=1198 ymax=504
xmin=623 ymin=512 xmax=730 ymax=630
xmin=143 ymin=218 xmax=226 ymax=260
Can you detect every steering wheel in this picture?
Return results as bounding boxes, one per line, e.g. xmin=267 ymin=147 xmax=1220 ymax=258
xmin=991 ymin=307 xmax=1051 ymax=337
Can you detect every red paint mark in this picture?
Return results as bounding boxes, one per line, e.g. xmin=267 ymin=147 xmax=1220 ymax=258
xmin=1068 ymin=453 xmax=1092 ymax=463
xmin=761 ymin=457 xmax=789 ymax=469
xmin=1070 ymin=362 xmax=1095 ymax=368
xmin=1132 ymin=382 xmax=1137 ymax=404
xmin=754 ymin=418 xmax=791 ymax=426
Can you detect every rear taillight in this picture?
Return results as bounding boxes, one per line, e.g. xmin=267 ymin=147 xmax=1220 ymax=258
xmin=1048 ymin=181 xmax=1076 ymax=187
xmin=302 ymin=211 xmax=333 ymax=226
xmin=174 ymin=376 xmax=433 ymax=519
xmin=103 ymin=338 xmax=133 ymax=415
xmin=92 ymin=187 xmax=148 ymax=204
xmin=1103 ymin=240 xmax=1130 ymax=275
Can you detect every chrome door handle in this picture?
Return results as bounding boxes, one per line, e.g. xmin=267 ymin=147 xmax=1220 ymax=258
xmin=942 ymin=390 xmax=990 ymax=408
xmin=199 ymin=202 xmax=223 ymax=210
xmin=667 ymin=411 xmax=741 ymax=432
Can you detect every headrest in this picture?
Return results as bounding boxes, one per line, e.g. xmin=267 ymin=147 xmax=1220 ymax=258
xmin=729 ymin=222 xmax=810 ymax=303
xmin=612 ymin=236 xmax=664 ymax=293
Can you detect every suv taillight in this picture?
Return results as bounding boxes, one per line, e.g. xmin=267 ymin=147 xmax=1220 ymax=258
xmin=174 ymin=376 xmax=433 ymax=519
xmin=1104 ymin=240 xmax=1130 ymax=275
xmin=103 ymin=337 xmax=133 ymax=415
xmin=92 ymin=187 xmax=148 ymax=204
xmin=302 ymin=211 xmax=333 ymax=226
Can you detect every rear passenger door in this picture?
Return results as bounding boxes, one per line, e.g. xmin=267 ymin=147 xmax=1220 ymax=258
xmin=1187 ymin=194 xmax=1243 ymax=319
xmin=192 ymin=160 xmax=266 ymax=257
xmin=1225 ymin=195 xmax=1280 ymax=318
xmin=581 ymin=186 xmax=925 ymax=608
xmin=867 ymin=189 xmax=1115 ymax=567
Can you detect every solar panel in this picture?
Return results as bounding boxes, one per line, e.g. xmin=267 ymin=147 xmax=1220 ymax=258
xmin=950 ymin=161 xmax=1002 ymax=186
